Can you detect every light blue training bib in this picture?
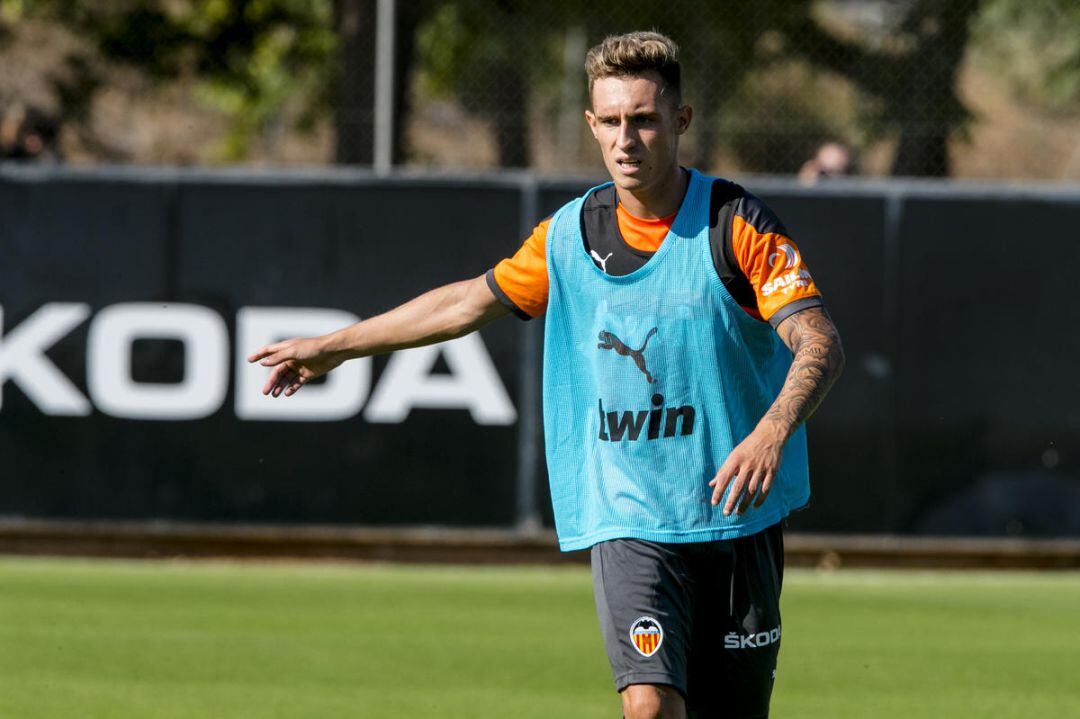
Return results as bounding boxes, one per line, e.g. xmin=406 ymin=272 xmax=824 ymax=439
xmin=542 ymin=169 xmax=810 ymax=551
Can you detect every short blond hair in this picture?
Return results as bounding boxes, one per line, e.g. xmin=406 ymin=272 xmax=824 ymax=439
xmin=585 ymin=31 xmax=682 ymax=105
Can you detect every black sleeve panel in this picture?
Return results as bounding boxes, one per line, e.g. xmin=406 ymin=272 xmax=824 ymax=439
xmin=485 ymin=268 xmax=533 ymax=321
xmin=734 ymin=190 xmax=790 ymax=237
xmin=580 ymin=184 xmax=622 ymax=260
xmin=581 ymin=184 xmax=655 ymax=276
xmin=768 ymin=296 xmax=825 ymax=329
xmin=708 ymin=179 xmax=758 ymax=311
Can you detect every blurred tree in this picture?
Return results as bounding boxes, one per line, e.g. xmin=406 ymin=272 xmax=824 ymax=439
xmin=413 ymin=0 xmax=809 ymax=169
xmin=7 ymin=0 xmax=337 ymax=161
xmin=11 ymin=0 xmax=1063 ymax=175
xmin=784 ymin=0 xmax=981 ymax=177
xmin=611 ymin=0 xmax=815 ymax=171
xmin=415 ymin=0 xmax=546 ymax=167
xmin=971 ymin=0 xmax=1080 ymax=115
xmin=331 ymin=0 xmax=374 ymax=164
xmin=334 ymin=0 xmax=424 ymax=165
xmin=12 ymin=0 xmax=438 ymax=164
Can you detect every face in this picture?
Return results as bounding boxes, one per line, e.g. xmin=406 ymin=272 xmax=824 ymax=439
xmin=585 ymin=72 xmax=692 ymax=193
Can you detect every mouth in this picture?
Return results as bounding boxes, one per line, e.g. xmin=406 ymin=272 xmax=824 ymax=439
xmin=616 ymin=158 xmax=642 ymax=173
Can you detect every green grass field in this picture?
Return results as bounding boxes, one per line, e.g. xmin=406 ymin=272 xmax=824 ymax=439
xmin=2 ymin=557 xmax=1078 ymax=718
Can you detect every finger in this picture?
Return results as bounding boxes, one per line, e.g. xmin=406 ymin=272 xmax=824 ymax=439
xmin=753 ymin=471 xmax=775 ymax=508
xmin=259 ymin=350 xmax=293 ymax=367
xmin=284 ymin=375 xmax=307 ymax=397
xmin=262 ymin=362 xmax=295 ymax=395
xmin=279 ymin=371 xmax=300 ymax=397
xmin=262 ymin=364 xmax=285 ymax=395
xmin=712 ymin=473 xmax=737 ymax=506
xmin=272 ymin=377 xmax=289 ymax=398
xmin=247 ymin=341 xmax=289 ymax=364
xmin=737 ymin=469 xmax=761 ymax=515
xmin=723 ymin=471 xmax=748 ymax=516
xmin=710 ymin=460 xmax=738 ymax=506
xmin=725 ymin=468 xmax=751 ymax=511
xmin=271 ymin=366 xmax=301 ymax=398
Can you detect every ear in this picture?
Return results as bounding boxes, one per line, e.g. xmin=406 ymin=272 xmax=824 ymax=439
xmin=675 ymin=105 xmax=693 ymax=135
xmin=584 ymin=109 xmax=600 ymax=140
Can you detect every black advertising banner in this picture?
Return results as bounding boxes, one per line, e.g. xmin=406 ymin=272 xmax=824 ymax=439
xmin=2 ymin=167 xmax=1078 ymax=537
xmin=893 ymin=194 xmax=1080 ymax=536
xmin=0 ymin=172 xmax=524 ymax=526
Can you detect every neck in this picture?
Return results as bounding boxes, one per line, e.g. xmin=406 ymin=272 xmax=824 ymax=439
xmin=615 ymin=165 xmax=688 ymax=219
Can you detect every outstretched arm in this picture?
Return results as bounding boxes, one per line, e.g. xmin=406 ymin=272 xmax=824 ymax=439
xmin=708 ymin=306 xmax=845 ymax=514
xmin=247 ymin=274 xmax=510 ymax=398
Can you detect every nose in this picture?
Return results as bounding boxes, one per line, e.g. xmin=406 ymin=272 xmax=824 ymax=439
xmin=616 ymin=119 xmax=637 ymax=150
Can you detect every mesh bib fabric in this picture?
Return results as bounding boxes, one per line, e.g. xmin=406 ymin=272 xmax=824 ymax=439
xmin=542 ymin=169 xmax=810 ymax=551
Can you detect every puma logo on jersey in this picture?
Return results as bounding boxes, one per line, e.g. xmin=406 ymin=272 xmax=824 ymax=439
xmin=590 ymin=250 xmax=614 ymax=273
xmin=598 ymin=327 xmax=657 ymax=383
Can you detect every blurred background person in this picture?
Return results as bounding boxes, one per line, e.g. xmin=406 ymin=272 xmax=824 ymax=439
xmin=0 ymin=104 xmax=61 ymax=162
xmin=798 ymin=141 xmax=855 ymax=184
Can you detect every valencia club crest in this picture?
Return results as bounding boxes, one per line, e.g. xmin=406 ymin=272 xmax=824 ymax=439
xmin=629 ymin=616 xmax=664 ymax=657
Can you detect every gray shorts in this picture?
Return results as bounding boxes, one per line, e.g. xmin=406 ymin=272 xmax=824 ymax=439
xmin=590 ymin=522 xmax=784 ymax=718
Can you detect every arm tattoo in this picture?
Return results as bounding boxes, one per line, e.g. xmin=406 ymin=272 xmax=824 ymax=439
xmin=764 ymin=307 xmax=845 ymax=436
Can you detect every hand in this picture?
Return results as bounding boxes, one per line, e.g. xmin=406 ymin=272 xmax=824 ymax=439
xmin=247 ymin=337 xmax=343 ymax=398
xmin=708 ymin=423 xmax=787 ymax=516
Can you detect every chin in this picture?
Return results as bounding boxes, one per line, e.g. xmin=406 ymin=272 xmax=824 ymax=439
xmin=611 ymin=172 xmax=646 ymax=191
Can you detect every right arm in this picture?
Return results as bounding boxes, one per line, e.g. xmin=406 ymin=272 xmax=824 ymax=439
xmin=248 ymin=274 xmax=510 ymax=397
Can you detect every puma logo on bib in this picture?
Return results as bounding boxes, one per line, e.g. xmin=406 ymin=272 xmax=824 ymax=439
xmin=598 ymin=327 xmax=657 ymax=383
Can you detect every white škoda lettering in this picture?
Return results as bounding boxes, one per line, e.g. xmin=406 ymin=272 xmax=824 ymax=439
xmin=88 ymin=303 xmax=229 ymax=420
xmin=0 ymin=303 xmax=516 ymax=424
xmin=235 ymin=306 xmax=369 ymax=421
xmin=0 ymin=303 xmax=92 ymax=415
xmin=364 ymin=334 xmax=516 ymax=425
xmin=724 ymin=626 xmax=782 ymax=650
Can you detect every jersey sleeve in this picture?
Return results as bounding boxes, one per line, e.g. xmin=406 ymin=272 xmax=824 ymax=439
xmin=732 ymin=194 xmax=824 ymax=327
xmin=485 ymin=218 xmax=550 ymax=320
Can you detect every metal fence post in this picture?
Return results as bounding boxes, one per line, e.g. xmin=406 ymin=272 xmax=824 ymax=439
xmin=515 ymin=175 xmax=543 ymax=534
xmin=882 ymin=189 xmax=904 ymax=531
xmin=373 ymin=0 xmax=395 ymax=175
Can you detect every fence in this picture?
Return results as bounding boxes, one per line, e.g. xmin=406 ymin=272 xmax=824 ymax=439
xmin=3 ymin=1 xmax=1078 ymax=179
xmin=1 ymin=164 xmax=1078 ymax=538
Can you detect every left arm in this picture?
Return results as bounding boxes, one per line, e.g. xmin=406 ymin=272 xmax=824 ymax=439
xmin=708 ymin=306 xmax=845 ymax=514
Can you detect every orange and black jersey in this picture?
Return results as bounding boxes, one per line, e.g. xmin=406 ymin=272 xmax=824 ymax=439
xmin=486 ymin=178 xmax=824 ymax=326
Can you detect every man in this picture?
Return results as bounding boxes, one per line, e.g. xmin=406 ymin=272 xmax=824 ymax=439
xmin=798 ymin=141 xmax=855 ymax=185
xmin=0 ymin=105 xmax=60 ymax=162
xmin=250 ymin=31 xmax=843 ymax=719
